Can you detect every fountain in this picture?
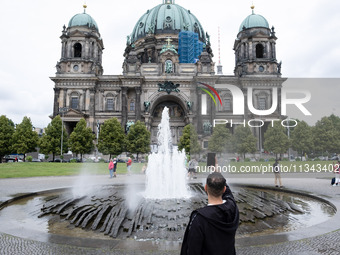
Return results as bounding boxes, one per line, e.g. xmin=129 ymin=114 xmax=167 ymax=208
xmin=144 ymin=107 xmax=190 ymax=199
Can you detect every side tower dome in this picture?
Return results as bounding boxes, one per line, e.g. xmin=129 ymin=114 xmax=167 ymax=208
xmin=56 ymin=5 xmax=104 ymax=76
xmin=239 ymin=11 xmax=269 ymax=32
xmin=68 ymin=12 xmax=99 ymax=31
xmin=234 ymin=5 xmax=280 ymax=77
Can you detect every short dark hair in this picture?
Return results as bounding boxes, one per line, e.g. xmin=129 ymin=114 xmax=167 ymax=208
xmin=206 ymin=172 xmax=226 ymax=197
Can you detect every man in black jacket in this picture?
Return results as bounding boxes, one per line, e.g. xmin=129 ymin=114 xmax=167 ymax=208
xmin=181 ymin=172 xmax=239 ymax=255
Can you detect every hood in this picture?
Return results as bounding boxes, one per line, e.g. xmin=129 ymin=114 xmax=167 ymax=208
xmin=197 ymin=199 xmax=239 ymax=233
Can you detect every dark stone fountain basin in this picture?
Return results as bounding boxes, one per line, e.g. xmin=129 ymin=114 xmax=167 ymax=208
xmin=0 ymin=183 xmax=335 ymax=246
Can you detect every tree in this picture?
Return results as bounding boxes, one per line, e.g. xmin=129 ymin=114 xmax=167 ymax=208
xmin=0 ymin=115 xmax=15 ymax=163
xmin=39 ymin=116 xmax=68 ymax=161
xmin=208 ymin=125 xmax=231 ymax=155
xmin=313 ymin=116 xmax=340 ymax=154
xmin=329 ymin=114 xmax=340 ymax=130
xmin=12 ymin=116 xmax=39 ymax=161
xmin=69 ymin=119 xmax=95 ymax=160
xmin=263 ymin=121 xmax=290 ymax=159
xmin=178 ymin=124 xmax=201 ymax=155
xmin=97 ymin=118 xmax=126 ymax=158
xmin=126 ymin=121 xmax=151 ymax=161
xmin=231 ymin=126 xmax=257 ymax=159
xmin=291 ymin=121 xmax=313 ymax=157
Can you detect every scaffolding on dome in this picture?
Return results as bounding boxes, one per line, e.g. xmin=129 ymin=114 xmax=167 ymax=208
xmin=178 ymin=31 xmax=203 ymax=63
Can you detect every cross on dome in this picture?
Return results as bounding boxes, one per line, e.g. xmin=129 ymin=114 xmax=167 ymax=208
xmin=166 ymin=37 xmax=172 ymax=45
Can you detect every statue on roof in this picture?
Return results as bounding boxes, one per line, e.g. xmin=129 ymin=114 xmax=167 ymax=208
xmin=206 ymin=32 xmax=211 ymax=46
xmin=147 ymin=22 xmax=155 ymax=35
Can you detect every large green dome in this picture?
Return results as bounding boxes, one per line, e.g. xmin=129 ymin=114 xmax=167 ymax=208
xmin=130 ymin=0 xmax=206 ymax=43
xmin=68 ymin=11 xmax=99 ymax=31
xmin=239 ymin=9 xmax=269 ymax=32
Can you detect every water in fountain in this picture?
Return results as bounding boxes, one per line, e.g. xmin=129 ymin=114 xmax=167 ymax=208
xmin=144 ymin=107 xmax=190 ymax=199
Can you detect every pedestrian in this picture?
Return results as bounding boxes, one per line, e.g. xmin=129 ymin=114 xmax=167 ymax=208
xmin=181 ymin=172 xmax=239 ymax=255
xmin=112 ymin=158 xmax=117 ymax=178
xmin=126 ymin=157 xmax=132 ymax=175
xmin=108 ymin=159 xmax=114 ymax=178
xmin=188 ymin=158 xmax=198 ymax=180
xmin=273 ymin=159 xmax=283 ymax=188
xmin=141 ymin=163 xmax=147 ymax=174
xmin=333 ymin=161 xmax=340 ymax=186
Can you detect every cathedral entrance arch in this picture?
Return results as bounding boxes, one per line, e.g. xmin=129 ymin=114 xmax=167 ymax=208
xmin=150 ymin=96 xmax=188 ymax=147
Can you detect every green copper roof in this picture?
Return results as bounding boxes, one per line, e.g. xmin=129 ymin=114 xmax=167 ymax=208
xmin=130 ymin=2 xmax=205 ymax=43
xmin=239 ymin=12 xmax=269 ymax=32
xmin=68 ymin=12 xmax=99 ymax=31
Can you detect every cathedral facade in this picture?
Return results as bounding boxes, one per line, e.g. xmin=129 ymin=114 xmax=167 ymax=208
xmin=51 ymin=0 xmax=285 ymax=151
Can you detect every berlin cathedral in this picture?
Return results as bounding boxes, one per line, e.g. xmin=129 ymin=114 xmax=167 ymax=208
xmin=51 ymin=0 xmax=285 ymax=150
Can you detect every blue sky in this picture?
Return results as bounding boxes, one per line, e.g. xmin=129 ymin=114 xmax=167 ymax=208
xmin=0 ymin=0 xmax=339 ymax=127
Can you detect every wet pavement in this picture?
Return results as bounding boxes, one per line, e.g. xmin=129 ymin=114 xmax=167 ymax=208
xmin=1 ymin=173 xmax=340 ymax=255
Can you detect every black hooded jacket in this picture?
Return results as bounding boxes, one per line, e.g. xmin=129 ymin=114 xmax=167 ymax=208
xmin=181 ymin=185 xmax=239 ymax=255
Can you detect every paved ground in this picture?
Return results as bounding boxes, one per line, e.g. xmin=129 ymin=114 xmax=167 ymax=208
xmin=1 ymin=172 xmax=340 ymax=255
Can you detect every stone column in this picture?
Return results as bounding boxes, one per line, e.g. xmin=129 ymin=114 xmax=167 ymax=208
xmin=241 ymin=43 xmax=244 ymax=60
xmin=278 ymin=87 xmax=282 ymax=114
xmin=144 ymin=115 xmax=151 ymax=131
xmin=197 ymin=89 xmax=203 ymax=134
xmin=63 ymin=89 xmax=67 ymax=108
xmin=53 ymin=88 xmax=60 ymax=117
xmin=98 ymin=90 xmax=104 ymax=111
xmin=61 ymin=41 xmax=66 ymax=58
xmin=89 ymin=88 xmax=96 ymax=117
xmin=98 ymin=50 xmax=102 ymax=64
xmin=249 ymin=41 xmax=253 ymax=60
xmin=243 ymin=88 xmax=248 ymax=122
xmin=85 ymin=89 xmax=90 ymax=111
xmin=135 ymin=87 xmax=141 ymax=121
xmin=81 ymin=42 xmax=85 ymax=59
xmin=82 ymin=89 xmax=86 ymax=111
xmin=67 ymin=41 xmax=72 ymax=58
xmin=84 ymin=41 xmax=88 ymax=59
xmin=94 ymin=43 xmax=98 ymax=61
xmin=121 ymin=87 xmax=128 ymax=129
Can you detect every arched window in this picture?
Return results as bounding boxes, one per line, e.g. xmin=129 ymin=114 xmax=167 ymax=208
xmin=129 ymin=100 xmax=135 ymax=112
xmin=106 ymin=93 xmax=115 ymax=111
xmin=256 ymin=44 xmax=264 ymax=58
xmin=71 ymin=92 xmax=79 ymax=110
xmin=243 ymin=43 xmax=247 ymax=59
xmin=91 ymin=42 xmax=95 ymax=58
xmin=107 ymin=99 xmax=114 ymax=111
xmin=223 ymin=98 xmax=232 ymax=111
xmin=258 ymin=97 xmax=267 ymax=110
xmin=74 ymin=43 xmax=82 ymax=58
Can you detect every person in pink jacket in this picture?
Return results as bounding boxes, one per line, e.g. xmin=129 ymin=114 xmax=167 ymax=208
xmin=108 ymin=159 xmax=114 ymax=178
xmin=126 ymin=157 xmax=132 ymax=175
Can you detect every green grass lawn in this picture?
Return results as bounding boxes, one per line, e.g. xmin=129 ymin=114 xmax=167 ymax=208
xmin=0 ymin=162 xmax=144 ymax=178
xmin=0 ymin=160 xmax=336 ymax=178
